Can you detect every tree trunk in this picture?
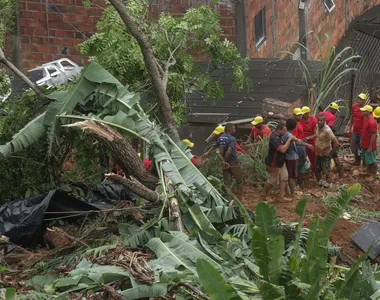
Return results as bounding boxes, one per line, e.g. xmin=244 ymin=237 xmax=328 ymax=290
xmin=106 ymin=173 xmax=159 ymax=203
xmin=68 ymin=120 xmax=158 ymax=190
xmin=0 ymin=47 xmax=47 ymax=100
xmin=108 ymin=0 xmax=179 ymax=141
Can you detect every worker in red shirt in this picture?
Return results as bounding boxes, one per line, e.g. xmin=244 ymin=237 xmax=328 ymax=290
xmin=374 ymin=107 xmax=380 ymax=127
xmin=292 ymin=108 xmax=305 ymax=139
xmin=317 ymin=102 xmax=339 ymax=128
xmin=350 ymin=93 xmax=366 ymax=165
xmin=300 ymin=106 xmax=318 ymax=173
xmin=360 ymin=105 xmax=377 ymax=175
xmin=182 ymin=139 xmax=199 ymax=166
xmin=242 ymin=116 xmax=271 ymax=151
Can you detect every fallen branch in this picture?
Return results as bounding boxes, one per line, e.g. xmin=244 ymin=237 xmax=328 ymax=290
xmin=105 ymin=173 xmax=159 ymax=203
xmin=169 ymin=281 xmax=210 ymax=300
xmin=101 ymin=284 xmax=125 ymax=300
xmin=0 ymin=47 xmax=47 ymax=100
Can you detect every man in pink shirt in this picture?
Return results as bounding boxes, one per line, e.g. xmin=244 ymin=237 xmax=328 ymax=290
xmin=350 ymin=93 xmax=366 ymax=165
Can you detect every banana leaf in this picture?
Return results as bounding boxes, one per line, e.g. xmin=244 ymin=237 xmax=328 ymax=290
xmin=0 ymin=113 xmax=47 ymax=156
xmin=120 ymin=283 xmax=167 ymax=300
xmin=196 ymin=259 xmax=239 ymax=300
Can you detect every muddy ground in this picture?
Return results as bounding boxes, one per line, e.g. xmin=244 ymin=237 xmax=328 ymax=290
xmin=240 ymin=161 xmax=380 ymax=265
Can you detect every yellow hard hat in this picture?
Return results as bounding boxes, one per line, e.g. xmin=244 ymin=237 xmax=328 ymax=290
xmin=301 ymin=106 xmax=311 ymax=114
xmin=213 ymin=125 xmax=225 ymax=135
xmin=329 ymin=102 xmax=340 ymax=111
xmin=293 ymin=108 xmax=303 ymax=115
xmin=358 ymin=93 xmax=367 ymax=100
xmin=182 ymin=139 xmax=194 ymax=148
xmin=138 ymin=153 xmax=141 ymax=157
xmin=251 ymin=116 xmax=264 ymax=125
xmin=373 ymin=107 xmax=380 ymax=118
xmin=360 ymin=105 xmax=373 ymax=113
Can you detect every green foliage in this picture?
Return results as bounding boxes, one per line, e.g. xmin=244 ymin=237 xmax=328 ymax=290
xmin=0 ymin=91 xmax=51 ymax=202
xmin=79 ymin=1 xmax=249 ymax=125
xmin=289 ymin=34 xmax=360 ymax=114
xmin=196 ymin=259 xmax=239 ymax=300
xmin=0 ymin=0 xmax=14 ymax=47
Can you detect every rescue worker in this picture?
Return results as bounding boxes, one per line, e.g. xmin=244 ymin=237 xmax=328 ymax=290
xmin=317 ymin=102 xmax=339 ymax=127
xmin=300 ymin=106 xmax=318 ymax=173
xmin=360 ymin=105 xmax=377 ymax=175
xmin=350 ymin=93 xmax=366 ymax=165
xmin=315 ymin=114 xmax=340 ymax=187
xmin=318 ymin=102 xmax=344 ymax=177
xmin=216 ymin=123 xmax=243 ymax=195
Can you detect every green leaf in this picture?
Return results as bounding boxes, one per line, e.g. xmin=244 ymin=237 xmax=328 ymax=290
xmin=147 ymin=232 xmax=221 ymax=273
xmin=290 ymin=198 xmax=308 ymax=271
xmin=0 ymin=113 xmax=47 ymax=156
xmin=257 ymin=280 xmax=285 ymax=300
xmin=196 ymin=258 xmax=237 ymax=300
xmin=120 ymin=283 xmax=167 ymax=299
xmin=5 ymin=288 xmax=16 ymax=300
xmin=251 ymin=202 xmax=284 ymax=285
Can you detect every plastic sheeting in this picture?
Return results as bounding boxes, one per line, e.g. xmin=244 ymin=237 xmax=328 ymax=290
xmin=0 ymin=181 xmax=136 ymax=248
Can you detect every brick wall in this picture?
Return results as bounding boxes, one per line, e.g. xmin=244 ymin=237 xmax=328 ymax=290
xmin=246 ymin=0 xmax=380 ymax=59
xmin=10 ymin=0 xmax=380 ymax=72
xmin=15 ymin=0 xmax=105 ymax=71
xmin=306 ymin=0 xmax=379 ymax=59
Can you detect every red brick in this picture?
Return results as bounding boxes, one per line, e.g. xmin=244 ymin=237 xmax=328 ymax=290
xmin=39 ymin=45 xmax=50 ymax=53
xmin=34 ymin=12 xmax=46 ymax=20
xmin=21 ymin=35 xmax=30 ymax=44
xmin=27 ymin=3 xmax=42 ymax=11
xmin=20 ymin=11 xmax=34 ymax=18
xmin=44 ymin=54 xmax=54 ymax=62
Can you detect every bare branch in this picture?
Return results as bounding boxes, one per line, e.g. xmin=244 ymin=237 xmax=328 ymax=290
xmin=0 ymin=47 xmax=47 ymax=100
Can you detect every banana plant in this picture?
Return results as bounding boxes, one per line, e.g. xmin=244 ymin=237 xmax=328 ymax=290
xmin=1 ymin=62 xmax=233 ymax=234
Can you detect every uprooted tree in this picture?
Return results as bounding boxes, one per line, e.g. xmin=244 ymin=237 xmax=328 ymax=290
xmin=79 ymin=0 xmax=249 ymax=137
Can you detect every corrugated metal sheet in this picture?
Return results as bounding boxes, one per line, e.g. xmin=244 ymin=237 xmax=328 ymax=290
xmin=186 ymin=59 xmax=323 ymax=124
xmin=325 ymin=8 xmax=380 ymax=136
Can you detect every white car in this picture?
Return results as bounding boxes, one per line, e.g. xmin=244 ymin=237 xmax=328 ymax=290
xmin=28 ymin=58 xmax=83 ymax=89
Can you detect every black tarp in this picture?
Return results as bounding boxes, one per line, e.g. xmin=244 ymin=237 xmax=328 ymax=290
xmin=0 ymin=181 xmax=136 ymax=248
xmin=0 ymin=190 xmax=99 ymax=247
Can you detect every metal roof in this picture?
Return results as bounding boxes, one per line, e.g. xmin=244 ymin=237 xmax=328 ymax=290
xmin=186 ymin=59 xmax=323 ymax=123
xmin=326 ymin=5 xmax=380 ymax=135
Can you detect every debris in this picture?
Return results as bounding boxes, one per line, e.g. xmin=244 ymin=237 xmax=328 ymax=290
xmin=44 ymin=227 xmax=74 ymax=249
xmin=91 ymin=246 xmax=154 ymax=284
xmin=350 ymin=221 xmax=380 ymax=260
xmin=343 ymin=212 xmax=352 ymax=220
